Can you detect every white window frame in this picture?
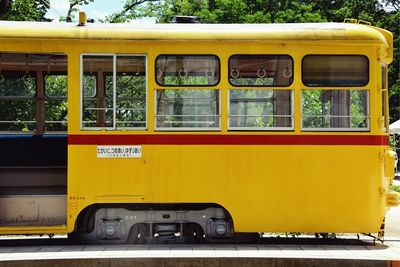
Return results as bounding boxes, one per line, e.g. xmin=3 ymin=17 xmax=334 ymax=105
xmin=80 ymin=53 xmax=148 ymax=131
xmin=228 ymin=89 xmax=294 ymax=131
xmin=154 ymin=89 xmax=221 ymax=132
xmin=300 ymin=89 xmax=370 ymax=132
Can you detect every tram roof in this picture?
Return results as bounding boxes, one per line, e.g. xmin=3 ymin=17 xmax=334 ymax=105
xmin=0 ymin=21 xmax=390 ymax=43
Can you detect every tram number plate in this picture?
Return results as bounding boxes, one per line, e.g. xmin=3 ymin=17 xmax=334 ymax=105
xmin=97 ymin=145 xmax=142 ymax=158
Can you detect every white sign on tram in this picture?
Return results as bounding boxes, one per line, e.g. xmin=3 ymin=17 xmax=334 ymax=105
xmin=97 ymin=146 xmax=142 ymax=158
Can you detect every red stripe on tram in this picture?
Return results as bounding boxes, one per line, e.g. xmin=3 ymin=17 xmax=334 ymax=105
xmin=68 ymin=134 xmax=389 ymax=146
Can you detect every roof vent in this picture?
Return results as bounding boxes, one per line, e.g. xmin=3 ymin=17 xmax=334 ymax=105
xmin=170 ymin=16 xmax=200 ymax=24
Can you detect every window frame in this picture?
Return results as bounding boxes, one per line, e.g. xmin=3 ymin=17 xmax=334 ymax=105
xmin=301 ymin=54 xmax=370 ymax=87
xmin=300 ymin=89 xmax=370 ymax=132
xmin=80 ymin=53 xmax=148 ymax=131
xmin=154 ymin=88 xmax=221 ymax=132
xmin=228 ymin=54 xmax=294 ymax=87
xmin=227 ymin=89 xmax=294 ymax=131
xmin=155 ymin=54 xmax=221 ymax=87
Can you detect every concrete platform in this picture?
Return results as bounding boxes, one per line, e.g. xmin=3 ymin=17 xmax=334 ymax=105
xmin=0 ymin=238 xmax=399 ymax=266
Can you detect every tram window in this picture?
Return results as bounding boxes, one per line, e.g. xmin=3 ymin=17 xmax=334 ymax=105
xmin=82 ymin=56 xmax=113 ymax=129
xmin=81 ymin=55 xmax=147 ymax=130
xmin=229 ymin=89 xmax=293 ymax=130
xmin=382 ymin=65 xmax=387 ymax=90
xmin=302 ymin=55 xmax=369 ymax=86
xmin=156 ymin=89 xmax=220 ymax=130
xmin=0 ymin=99 xmax=36 ymax=131
xmin=301 ymin=90 xmax=369 ymax=131
xmin=44 ymin=74 xmax=68 ymax=131
xmin=116 ymin=56 xmax=146 ymax=128
xmin=229 ymin=55 xmax=293 ymax=86
xmin=382 ymin=65 xmax=388 ymax=132
xmin=0 ymin=72 xmax=36 ymax=97
xmin=0 ymin=72 xmax=36 ymax=131
xmin=156 ymin=55 xmax=220 ymax=86
xmin=0 ymin=53 xmax=67 ymax=133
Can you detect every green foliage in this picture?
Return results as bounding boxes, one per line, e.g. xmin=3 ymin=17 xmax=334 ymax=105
xmin=135 ymin=0 xmax=398 ymax=124
xmin=391 ymin=184 xmax=400 ymax=193
xmin=44 ymin=75 xmax=68 ymax=131
xmin=4 ymin=0 xmax=50 ymax=21
xmin=0 ymin=74 xmax=36 ymax=131
xmin=1 ymin=0 xmax=398 ymax=127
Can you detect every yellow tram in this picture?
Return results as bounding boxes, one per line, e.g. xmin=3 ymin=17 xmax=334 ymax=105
xmin=0 ymin=16 xmax=397 ymax=243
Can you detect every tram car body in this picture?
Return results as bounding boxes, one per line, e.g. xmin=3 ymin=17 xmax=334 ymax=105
xmin=0 ymin=18 xmax=397 ymax=243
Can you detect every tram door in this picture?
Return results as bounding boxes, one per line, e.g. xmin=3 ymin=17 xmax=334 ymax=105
xmin=0 ymin=53 xmax=67 ymax=227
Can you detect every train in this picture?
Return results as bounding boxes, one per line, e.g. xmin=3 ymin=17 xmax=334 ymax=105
xmin=0 ymin=14 xmax=397 ymax=243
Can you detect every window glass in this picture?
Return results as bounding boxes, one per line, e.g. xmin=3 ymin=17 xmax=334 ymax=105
xmin=229 ymin=89 xmax=292 ymax=129
xmin=156 ymin=55 xmax=219 ymax=86
xmin=382 ymin=91 xmax=387 ymax=132
xmin=82 ymin=55 xmax=113 ymax=128
xmin=83 ymin=75 xmax=97 ymax=97
xmin=116 ymin=56 xmax=146 ymax=128
xmin=302 ymin=55 xmax=369 ymax=86
xmin=0 ymin=72 xmax=36 ymax=97
xmin=381 ymin=64 xmax=387 ymax=132
xmin=156 ymin=89 xmax=219 ymax=129
xmin=302 ymin=90 xmax=368 ymax=131
xmin=381 ymin=65 xmax=387 ymax=90
xmin=229 ymin=55 xmax=293 ymax=86
xmin=81 ymin=55 xmax=147 ymax=130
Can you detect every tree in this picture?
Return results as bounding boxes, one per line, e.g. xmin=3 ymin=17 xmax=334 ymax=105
xmin=0 ymin=0 xmax=50 ymax=21
xmin=138 ymin=0 xmax=398 ymax=123
xmin=103 ymin=0 xmax=160 ymax=23
xmin=65 ymin=0 xmax=94 ymax=22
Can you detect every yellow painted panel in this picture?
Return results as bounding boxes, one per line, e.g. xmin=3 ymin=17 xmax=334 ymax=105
xmin=68 ymin=144 xmax=386 ymax=233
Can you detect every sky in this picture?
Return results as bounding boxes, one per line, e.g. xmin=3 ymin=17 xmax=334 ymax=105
xmin=47 ymin=0 xmax=125 ymax=22
xmin=47 ymin=0 xmax=396 ymax=22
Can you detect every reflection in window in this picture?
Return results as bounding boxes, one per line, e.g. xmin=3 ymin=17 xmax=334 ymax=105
xmin=81 ymin=55 xmax=147 ymax=130
xmin=302 ymin=90 xmax=369 ymax=131
xmin=156 ymin=55 xmax=219 ymax=86
xmin=229 ymin=55 xmax=293 ymax=86
xmin=156 ymin=90 xmax=220 ymax=130
xmin=229 ymin=90 xmax=292 ymax=129
xmin=302 ymin=55 xmax=369 ymax=86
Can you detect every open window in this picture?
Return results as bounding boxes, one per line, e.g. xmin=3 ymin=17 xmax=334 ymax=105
xmin=0 ymin=53 xmax=67 ymax=133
